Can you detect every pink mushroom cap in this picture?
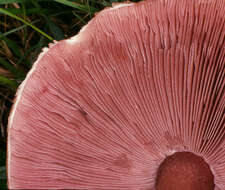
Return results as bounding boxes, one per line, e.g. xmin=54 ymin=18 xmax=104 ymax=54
xmin=7 ymin=0 xmax=225 ymax=189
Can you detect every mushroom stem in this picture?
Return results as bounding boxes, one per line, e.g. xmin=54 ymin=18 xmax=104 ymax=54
xmin=155 ymin=152 xmax=215 ymax=190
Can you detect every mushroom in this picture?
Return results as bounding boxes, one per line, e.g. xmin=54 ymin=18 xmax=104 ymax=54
xmin=7 ymin=0 xmax=225 ymax=189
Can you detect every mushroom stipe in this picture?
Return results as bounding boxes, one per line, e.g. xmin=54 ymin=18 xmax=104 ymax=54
xmin=7 ymin=0 xmax=225 ymax=189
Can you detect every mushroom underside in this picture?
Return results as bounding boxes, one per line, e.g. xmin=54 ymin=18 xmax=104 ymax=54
xmin=8 ymin=0 xmax=225 ymax=189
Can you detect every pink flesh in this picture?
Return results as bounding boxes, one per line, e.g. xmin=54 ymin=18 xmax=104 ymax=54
xmin=8 ymin=0 xmax=225 ymax=189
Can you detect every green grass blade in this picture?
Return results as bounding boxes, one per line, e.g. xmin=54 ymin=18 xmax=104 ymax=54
xmin=0 ymin=20 xmax=40 ymax=38
xmin=0 ymin=8 xmax=54 ymax=41
xmin=0 ymin=33 xmax=22 ymax=58
xmin=0 ymin=8 xmax=50 ymax=15
xmin=0 ymin=57 xmax=26 ymax=78
xmin=0 ymin=0 xmax=51 ymax=4
xmin=0 ymin=0 xmax=27 ymax=3
xmin=72 ymin=11 xmax=86 ymax=24
xmin=0 ymin=75 xmax=19 ymax=89
xmin=53 ymin=0 xmax=97 ymax=13
xmin=17 ymin=39 xmax=45 ymax=68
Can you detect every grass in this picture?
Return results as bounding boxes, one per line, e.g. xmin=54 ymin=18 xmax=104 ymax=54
xmin=0 ymin=0 xmax=141 ymax=189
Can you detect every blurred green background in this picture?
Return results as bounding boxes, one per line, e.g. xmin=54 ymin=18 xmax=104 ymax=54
xmin=0 ymin=0 xmax=140 ymax=189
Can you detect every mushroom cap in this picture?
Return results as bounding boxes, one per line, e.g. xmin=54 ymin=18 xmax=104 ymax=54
xmin=8 ymin=0 xmax=225 ymax=189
